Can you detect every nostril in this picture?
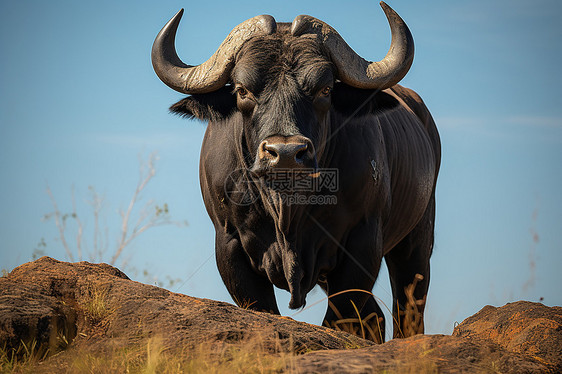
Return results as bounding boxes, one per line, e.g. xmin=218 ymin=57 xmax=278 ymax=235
xmin=261 ymin=141 xmax=279 ymax=161
xmin=295 ymin=148 xmax=307 ymax=161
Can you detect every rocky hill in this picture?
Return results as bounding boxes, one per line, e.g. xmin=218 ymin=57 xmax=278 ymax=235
xmin=1 ymin=257 xmax=560 ymax=373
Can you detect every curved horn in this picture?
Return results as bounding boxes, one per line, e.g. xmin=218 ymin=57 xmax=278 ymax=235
xmin=152 ymin=10 xmax=277 ymax=94
xmin=291 ymin=1 xmax=414 ymax=90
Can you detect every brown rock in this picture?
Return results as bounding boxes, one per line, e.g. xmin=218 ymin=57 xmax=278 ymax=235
xmin=453 ymin=301 xmax=562 ymax=372
xmin=0 ymin=257 xmax=370 ymax=360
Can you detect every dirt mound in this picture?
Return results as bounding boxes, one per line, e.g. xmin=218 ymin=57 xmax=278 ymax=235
xmin=0 ymin=258 xmax=368 ymax=354
xmin=1 ymin=257 xmax=560 ymax=373
xmin=453 ymin=301 xmax=562 ymax=368
xmin=295 ymin=301 xmax=562 ymax=373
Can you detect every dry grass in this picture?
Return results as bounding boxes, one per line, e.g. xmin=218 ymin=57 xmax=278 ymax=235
xmin=232 ymin=295 xmax=258 ymax=310
xmin=80 ymin=284 xmax=115 ymax=325
xmin=73 ymin=334 xmax=296 ymax=373
xmin=394 ymin=274 xmax=426 ymax=339
xmin=325 ymin=299 xmax=385 ymax=343
xmin=0 ymin=340 xmax=44 ymax=374
xmin=323 ymin=275 xmax=427 ymax=343
xmin=0 ymin=325 xmax=73 ymax=372
xmin=1 ymin=332 xmax=298 ymax=374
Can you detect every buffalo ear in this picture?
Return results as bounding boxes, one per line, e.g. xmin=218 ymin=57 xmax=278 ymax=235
xmin=169 ymin=85 xmax=236 ymax=122
xmin=331 ymin=82 xmax=399 ymax=116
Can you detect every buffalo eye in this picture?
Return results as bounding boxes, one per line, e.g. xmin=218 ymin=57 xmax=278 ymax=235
xmin=234 ymin=84 xmax=256 ymax=113
xmin=313 ymin=85 xmax=332 ymax=113
xmin=237 ymin=86 xmax=248 ymax=98
xmin=320 ymin=86 xmax=332 ymax=97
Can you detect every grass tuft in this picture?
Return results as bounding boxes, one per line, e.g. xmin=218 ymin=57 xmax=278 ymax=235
xmin=396 ymin=274 xmax=426 ymax=338
xmin=80 ymin=284 xmax=114 ymax=325
xmin=0 ymin=340 xmax=47 ymax=374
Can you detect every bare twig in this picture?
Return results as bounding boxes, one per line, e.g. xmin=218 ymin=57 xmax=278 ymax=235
xmin=43 ymin=151 xmax=186 ymax=273
xmin=111 ymin=152 xmax=183 ymax=266
xmin=86 ymin=186 xmax=106 ymax=262
xmin=46 ymin=185 xmax=74 ymax=262
xmin=112 ymin=153 xmax=157 ymax=265
xmin=71 ymin=186 xmax=83 ymax=261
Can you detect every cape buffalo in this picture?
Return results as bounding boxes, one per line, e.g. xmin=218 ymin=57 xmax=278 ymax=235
xmin=152 ymin=2 xmax=440 ymax=342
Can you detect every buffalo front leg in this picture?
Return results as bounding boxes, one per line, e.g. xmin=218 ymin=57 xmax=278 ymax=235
xmin=215 ymin=231 xmax=280 ymax=314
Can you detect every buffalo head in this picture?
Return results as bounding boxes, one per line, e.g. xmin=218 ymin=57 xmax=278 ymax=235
xmin=152 ymin=2 xmax=413 ymax=177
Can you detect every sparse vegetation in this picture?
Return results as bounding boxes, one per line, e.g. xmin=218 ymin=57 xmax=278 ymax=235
xmin=0 ymin=340 xmax=44 ymax=374
xmin=320 ymin=277 xmax=427 ymax=344
xmin=1 ymin=333 xmax=298 ymax=374
xmin=80 ymin=284 xmax=114 ymax=325
xmin=0 ymin=329 xmax=75 ymax=373
xmin=39 ymin=152 xmax=187 ymax=286
xmin=232 ymin=295 xmax=258 ymax=310
xmin=399 ymin=273 xmax=426 ymax=338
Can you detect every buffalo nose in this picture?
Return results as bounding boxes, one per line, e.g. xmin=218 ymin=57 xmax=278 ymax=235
xmin=265 ymin=143 xmax=308 ymax=165
xmin=259 ymin=136 xmax=313 ymax=168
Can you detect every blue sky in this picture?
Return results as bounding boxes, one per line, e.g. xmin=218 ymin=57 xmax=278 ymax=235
xmin=1 ymin=0 xmax=561 ymax=339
